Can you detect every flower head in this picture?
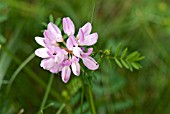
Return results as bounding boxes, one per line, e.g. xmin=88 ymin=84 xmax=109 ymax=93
xmin=35 ymin=17 xmax=99 ymax=83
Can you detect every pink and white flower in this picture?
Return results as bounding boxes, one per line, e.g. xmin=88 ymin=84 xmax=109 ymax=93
xmin=35 ymin=17 xmax=99 ymax=83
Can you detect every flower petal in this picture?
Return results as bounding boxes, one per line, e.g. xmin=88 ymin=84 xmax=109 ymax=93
xmin=35 ymin=48 xmax=49 ymax=58
xmin=77 ymin=28 xmax=84 ymax=44
xmin=48 ymin=22 xmax=61 ymax=35
xmin=81 ymin=48 xmax=93 ymax=58
xmin=40 ymin=58 xmax=56 ymax=70
xmin=49 ymin=64 xmax=60 ymax=73
xmin=71 ymin=61 xmax=80 ymax=76
xmin=62 ymin=66 xmax=71 ymax=83
xmin=66 ymin=37 xmax=74 ymax=50
xmin=44 ymin=29 xmax=62 ymax=43
xmin=82 ymin=56 xmax=99 ymax=70
xmin=81 ymin=22 xmax=92 ymax=36
xmin=55 ymin=52 xmax=64 ymax=64
xmin=72 ymin=47 xmax=83 ymax=58
xmin=47 ymin=22 xmax=63 ymax=42
xmin=82 ymin=33 xmax=98 ymax=46
xmin=70 ymin=36 xmax=78 ymax=47
xmin=35 ymin=37 xmax=45 ymax=47
xmin=63 ymin=17 xmax=75 ymax=36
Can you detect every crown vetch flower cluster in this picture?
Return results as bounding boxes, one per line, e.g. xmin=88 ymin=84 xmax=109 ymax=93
xmin=35 ymin=17 xmax=99 ymax=83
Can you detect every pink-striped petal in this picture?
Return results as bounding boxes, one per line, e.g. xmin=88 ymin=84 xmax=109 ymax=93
xmin=47 ymin=22 xmax=63 ymax=42
xmin=66 ymin=37 xmax=74 ymax=50
xmin=81 ymin=48 xmax=93 ymax=58
xmin=70 ymin=36 xmax=78 ymax=47
xmin=63 ymin=17 xmax=75 ymax=36
xmin=62 ymin=66 xmax=71 ymax=83
xmin=81 ymin=22 xmax=92 ymax=36
xmin=48 ymin=22 xmax=61 ymax=35
xmin=71 ymin=61 xmax=80 ymax=76
xmin=81 ymin=33 xmax=98 ymax=46
xmin=82 ymin=56 xmax=99 ymax=70
xmin=77 ymin=28 xmax=84 ymax=44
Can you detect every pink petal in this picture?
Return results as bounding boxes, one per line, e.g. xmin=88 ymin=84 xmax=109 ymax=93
xmin=40 ymin=58 xmax=56 ymax=70
xmin=82 ymin=56 xmax=99 ymax=70
xmin=81 ymin=48 xmax=93 ymax=58
xmin=55 ymin=52 xmax=64 ymax=64
xmin=43 ymin=37 xmax=53 ymax=46
xmin=62 ymin=60 xmax=71 ymax=66
xmin=48 ymin=22 xmax=61 ymax=35
xmin=44 ymin=30 xmax=62 ymax=43
xmin=70 ymin=36 xmax=78 ymax=47
xmin=49 ymin=64 xmax=60 ymax=73
xmin=35 ymin=48 xmax=49 ymax=58
xmin=66 ymin=37 xmax=74 ymax=50
xmin=35 ymin=37 xmax=45 ymax=47
xmin=81 ymin=22 xmax=92 ymax=36
xmin=77 ymin=28 xmax=84 ymax=44
xmin=82 ymin=33 xmax=98 ymax=46
xmin=47 ymin=22 xmax=63 ymax=42
xmin=62 ymin=66 xmax=71 ymax=83
xmin=66 ymin=36 xmax=78 ymax=50
xmin=44 ymin=30 xmax=55 ymax=42
xmin=71 ymin=61 xmax=80 ymax=76
xmin=63 ymin=17 xmax=75 ymax=36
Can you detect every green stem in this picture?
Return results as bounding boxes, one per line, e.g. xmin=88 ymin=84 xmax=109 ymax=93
xmin=6 ymin=53 xmax=35 ymax=94
xmin=90 ymin=0 xmax=96 ymax=24
xmin=80 ymin=85 xmax=84 ymax=114
xmin=38 ymin=74 xmax=54 ymax=114
xmin=88 ymin=86 xmax=96 ymax=114
xmin=56 ymin=103 xmax=66 ymax=114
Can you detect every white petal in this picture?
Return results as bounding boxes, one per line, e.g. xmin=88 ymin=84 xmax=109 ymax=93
xmin=40 ymin=58 xmax=56 ymax=70
xmin=62 ymin=66 xmax=71 ymax=83
xmin=35 ymin=37 xmax=45 ymax=47
xmin=35 ymin=48 xmax=49 ymax=58
xmin=71 ymin=61 xmax=80 ymax=76
xmin=72 ymin=47 xmax=83 ymax=58
xmin=55 ymin=53 xmax=64 ymax=64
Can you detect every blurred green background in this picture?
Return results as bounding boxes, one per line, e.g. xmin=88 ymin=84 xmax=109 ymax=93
xmin=0 ymin=0 xmax=170 ymax=114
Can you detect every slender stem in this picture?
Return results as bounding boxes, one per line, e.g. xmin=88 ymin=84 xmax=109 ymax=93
xmin=88 ymin=86 xmax=96 ymax=114
xmin=6 ymin=53 xmax=35 ymax=94
xmin=80 ymin=84 xmax=84 ymax=114
xmin=38 ymin=74 xmax=54 ymax=114
xmin=56 ymin=103 xmax=66 ymax=114
xmin=80 ymin=67 xmax=97 ymax=114
xmin=90 ymin=0 xmax=96 ymax=24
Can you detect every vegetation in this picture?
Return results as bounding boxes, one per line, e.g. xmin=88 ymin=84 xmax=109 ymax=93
xmin=0 ymin=0 xmax=170 ymax=114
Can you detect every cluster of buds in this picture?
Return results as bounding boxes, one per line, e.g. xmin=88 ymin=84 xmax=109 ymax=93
xmin=35 ymin=17 xmax=99 ymax=83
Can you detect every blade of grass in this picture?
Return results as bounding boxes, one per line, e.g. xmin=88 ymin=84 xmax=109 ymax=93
xmin=56 ymin=103 xmax=66 ymax=114
xmin=6 ymin=53 xmax=35 ymax=94
xmin=38 ymin=74 xmax=54 ymax=114
xmin=1 ymin=47 xmax=63 ymax=102
xmin=0 ymin=23 xmax=23 ymax=89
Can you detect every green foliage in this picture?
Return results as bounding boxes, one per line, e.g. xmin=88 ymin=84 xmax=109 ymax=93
xmin=112 ymin=44 xmax=145 ymax=71
xmin=0 ymin=2 xmax=8 ymax=23
xmin=95 ymin=43 xmax=145 ymax=71
xmin=0 ymin=0 xmax=170 ymax=114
